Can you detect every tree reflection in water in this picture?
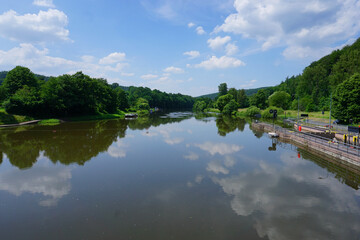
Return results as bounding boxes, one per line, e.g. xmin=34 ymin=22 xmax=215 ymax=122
xmin=0 ymin=113 xmax=192 ymax=169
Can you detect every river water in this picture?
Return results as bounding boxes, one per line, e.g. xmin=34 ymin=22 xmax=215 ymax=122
xmin=0 ymin=112 xmax=360 ymax=240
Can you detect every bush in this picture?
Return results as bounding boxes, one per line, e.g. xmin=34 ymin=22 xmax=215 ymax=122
xmin=262 ymin=107 xmax=284 ymax=118
xmin=245 ymin=106 xmax=261 ymax=117
xmin=223 ymin=100 xmax=238 ymax=115
xmin=193 ymin=100 xmax=207 ymax=112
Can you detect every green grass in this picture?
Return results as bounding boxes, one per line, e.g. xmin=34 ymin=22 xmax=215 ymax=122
xmin=38 ymin=119 xmax=61 ymax=126
xmin=205 ymin=108 xmax=221 ymax=113
xmin=0 ymin=108 xmax=34 ymax=125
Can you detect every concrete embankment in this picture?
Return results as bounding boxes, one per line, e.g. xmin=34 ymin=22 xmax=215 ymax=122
xmin=252 ymin=122 xmax=360 ymax=170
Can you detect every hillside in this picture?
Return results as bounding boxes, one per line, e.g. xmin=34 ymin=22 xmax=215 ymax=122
xmin=274 ymin=37 xmax=360 ymax=110
xmin=197 ymin=86 xmax=273 ymax=99
xmin=0 ymin=71 xmax=51 ymax=84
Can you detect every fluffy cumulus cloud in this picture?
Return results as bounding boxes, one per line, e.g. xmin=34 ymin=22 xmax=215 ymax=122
xmin=207 ymin=36 xmax=231 ymax=50
xmin=196 ymin=26 xmax=206 ymax=35
xmin=194 ymin=142 xmax=243 ymax=155
xmin=163 ymin=66 xmax=184 ymax=74
xmin=184 ymin=152 xmax=199 ymax=161
xmin=212 ymin=152 xmax=360 ymax=239
xmin=0 ymin=43 xmax=129 ymax=79
xmin=195 ymin=55 xmax=245 ymax=69
xmin=183 ymin=50 xmax=200 ymax=59
xmin=225 ymin=43 xmax=238 ymax=55
xmin=33 ymin=0 xmax=55 ymax=8
xmin=0 ymin=162 xmax=71 ymax=207
xmin=188 ymin=22 xmax=195 ymax=28
xmin=0 ymin=9 xmax=69 ymax=43
xmin=141 ymin=74 xmax=159 ymax=80
xmin=215 ymin=0 xmax=360 ymax=59
xmin=107 ymin=138 xmax=128 ymax=158
xmin=99 ymin=52 xmax=126 ymax=65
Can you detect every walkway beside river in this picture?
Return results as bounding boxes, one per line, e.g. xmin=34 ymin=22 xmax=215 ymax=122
xmin=252 ymin=121 xmax=360 ymax=169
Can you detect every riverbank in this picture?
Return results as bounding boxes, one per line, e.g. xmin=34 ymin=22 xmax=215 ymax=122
xmin=252 ymin=121 xmax=360 ymax=170
xmin=0 ymin=108 xmax=128 ymax=127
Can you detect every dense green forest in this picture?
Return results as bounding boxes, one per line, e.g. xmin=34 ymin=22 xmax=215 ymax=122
xmin=0 ymin=66 xmax=194 ymax=118
xmin=194 ymin=38 xmax=360 ymax=122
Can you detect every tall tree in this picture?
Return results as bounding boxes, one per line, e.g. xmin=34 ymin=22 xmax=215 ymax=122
xmin=237 ymin=89 xmax=249 ymax=108
xmin=2 ymin=66 xmax=38 ymax=96
xmin=250 ymin=89 xmax=267 ymax=109
xmin=218 ymin=83 xmax=228 ymax=96
xmin=332 ymin=73 xmax=360 ymax=123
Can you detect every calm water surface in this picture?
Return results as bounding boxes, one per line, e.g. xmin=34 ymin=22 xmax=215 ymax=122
xmin=1 ymin=112 xmax=360 ymax=240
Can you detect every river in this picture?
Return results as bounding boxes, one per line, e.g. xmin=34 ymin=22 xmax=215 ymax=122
xmin=0 ymin=112 xmax=359 ymax=239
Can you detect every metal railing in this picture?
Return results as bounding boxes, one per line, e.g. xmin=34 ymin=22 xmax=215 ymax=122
xmin=263 ymin=122 xmax=360 ymax=157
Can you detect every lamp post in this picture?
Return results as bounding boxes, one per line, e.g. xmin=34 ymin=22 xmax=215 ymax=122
xmin=329 ymin=93 xmax=332 ymax=132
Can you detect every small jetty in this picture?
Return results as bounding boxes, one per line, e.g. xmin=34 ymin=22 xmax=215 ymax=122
xmin=125 ymin=113 xmax=138 ymax=119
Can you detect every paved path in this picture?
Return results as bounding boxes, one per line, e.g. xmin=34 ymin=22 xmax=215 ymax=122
xmin=0 ymin=120 xmax=41 ymax=128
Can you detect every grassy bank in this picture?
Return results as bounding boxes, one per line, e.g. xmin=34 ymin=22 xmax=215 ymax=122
xmin=0 ymin=108 xmax=127 ymax=126
xmin=38 ymin=119 xmax=61 ymax=126
xmin=235 ymin=107 xmax=332 ymax=122
xmin=0 ymin=108 xmax=34 ymax=125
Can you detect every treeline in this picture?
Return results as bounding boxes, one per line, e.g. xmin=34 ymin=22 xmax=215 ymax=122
xmin=196 ymin=37 xmax=360 ymax=122
xmin=0 ymin=66 xmax=194 ymax=118
xmin=193 ymin=82 xmax=250 ymax=115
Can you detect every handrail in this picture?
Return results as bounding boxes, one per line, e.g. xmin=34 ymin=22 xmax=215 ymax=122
xmin=257 ymin=121 xmax=360 ymax=157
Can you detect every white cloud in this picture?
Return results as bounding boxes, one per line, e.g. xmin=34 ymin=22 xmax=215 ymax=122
xmin=81 ymin=55 xmax=95 ymax=63
xmin=183 ymin=50 xmax=200 ymax=59
xmin=0 ymin=43 xmax=130 ymax=78
xmin=207 ymin=160 xmax=229 ymax=174
xmin=215 ymin=0 xmax=360 ymax=59
xmin=99 ymin=52 xmax=126 ymax=65
xmin=33 ymin=0 xmax=55 ymax=8
xmin=188 ymin=22 xmax=195 ymax=28
xmin=184 ymin=152 xmax=199 ymax=161
xmin=196 ymin=26 xmax=206 ymax=35
xmin=195 ymin=55 xmax=245 ymax=70
xmin=194 ymin=142 xmax=243 ymax=155
xmin=207 ymin=36 xmax=231 ymax=50
xmin=141 ymin=74 xmax=158 ymax=80
xmin=163 ymin=66 xmax=184 ymax=74
xmin=0 ymin=163 xmax=71 ymax=207
xmin=0 ymin=9 xmax=69 ymax=43
xmin=107 ymin=139 xmax=128 ymax=158
xmin=121 ymin=72 xmax=135 ymax=77
xmin=225 ymin=43 xmax=238 ymax=55
xmin=212 ymin=152 xmax=360 ymax=240
xmin=240 ymin=79 xmax=257 ymax=88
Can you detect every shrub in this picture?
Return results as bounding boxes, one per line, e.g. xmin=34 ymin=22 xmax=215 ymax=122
xmin=245 ymin=106 xmax=261 ymax=117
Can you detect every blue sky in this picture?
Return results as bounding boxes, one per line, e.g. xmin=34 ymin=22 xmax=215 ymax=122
xmin=0 ymin=0 xmax=360 ymax=96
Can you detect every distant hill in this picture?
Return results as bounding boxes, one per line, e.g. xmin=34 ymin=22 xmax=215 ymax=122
xmin=197 ymin=86 xmax=273 ymax=99
xmin=0 ymin=71 xmax=51 ymax=84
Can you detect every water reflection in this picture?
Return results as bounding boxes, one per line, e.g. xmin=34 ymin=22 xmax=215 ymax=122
xmin=211 ymin=151 xmax=360 ymax=239
xmin=216 ymin=116 xmax=246 ymax=136
xmin=0 ymin=113 xmax=360 ymax=239
xmin=0 ymin=113 xmax=191 ymax=169
xmin=0 ymin=155 xmax=71 ymax=207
